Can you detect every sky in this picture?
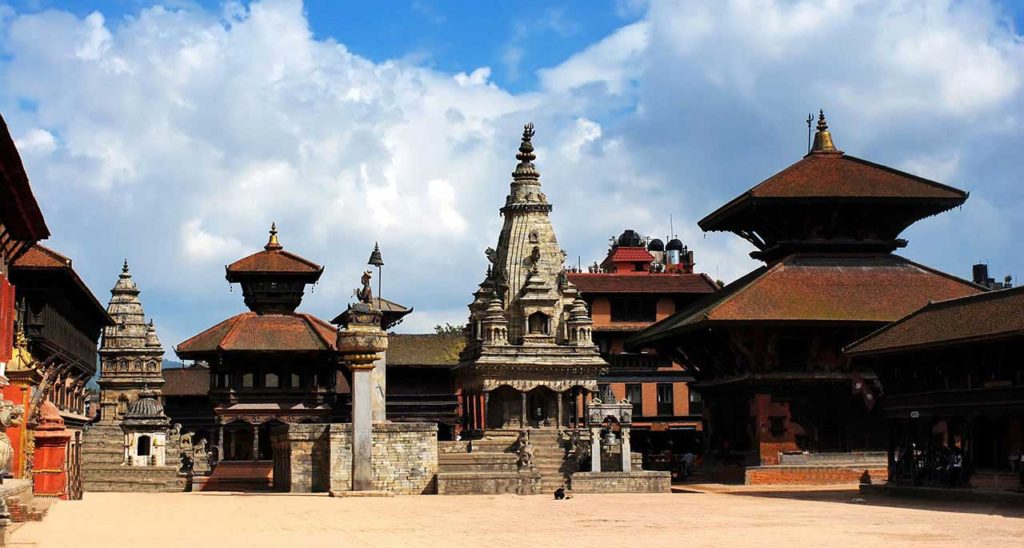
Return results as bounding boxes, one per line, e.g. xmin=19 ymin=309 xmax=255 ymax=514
xmin=1 ymin=0 xmax=1022 ymax=358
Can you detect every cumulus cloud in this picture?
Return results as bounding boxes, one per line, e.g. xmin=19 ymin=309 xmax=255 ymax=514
xmin=0 ymin=0 xmax=1021 ymax=352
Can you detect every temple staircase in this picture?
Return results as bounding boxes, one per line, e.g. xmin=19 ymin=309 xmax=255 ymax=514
xmin=80 ymin=422 xmax=185 ymax=492
xmin=436 ymin=429 xmax=577 ymax=495
xmin=527 ymin=429 xmax=577 ymax=492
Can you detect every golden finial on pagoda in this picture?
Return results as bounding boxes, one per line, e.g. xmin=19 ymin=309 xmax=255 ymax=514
xmin=810 ymin=109 xmax=839 ymax=153
xmin=265 ymin=222 xmax=282 ymax=251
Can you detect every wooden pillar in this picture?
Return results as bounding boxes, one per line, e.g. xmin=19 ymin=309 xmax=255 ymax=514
xmin=217 ymin=423 xmax=224 ymax=462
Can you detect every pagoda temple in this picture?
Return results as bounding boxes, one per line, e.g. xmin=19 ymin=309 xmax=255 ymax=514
xmin=176 ymin=225 xmax=340 ymax=473
xmin=456 ymin=123 xmax=607 ymax=436
xmin=630 ymin=112 xmax=983 ymax=484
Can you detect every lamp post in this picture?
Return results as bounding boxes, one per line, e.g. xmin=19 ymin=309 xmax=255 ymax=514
xmin=368 ymin=243 xmax=383 ymax=304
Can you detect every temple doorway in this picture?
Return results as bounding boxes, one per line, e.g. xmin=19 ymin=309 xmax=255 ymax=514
xmin=527 ymin=387 xmax=557 ymax=428
xmin=224 ymin=421 xmax=255 ymax=461
xmin=258 ymin=420 xmax=285 ymax=461
xmin=487 ymin=385 xmax=521 ymax=430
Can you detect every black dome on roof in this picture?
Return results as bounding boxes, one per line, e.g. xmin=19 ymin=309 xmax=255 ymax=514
xmin=616 ymin=229 xmax=643 ymax=248
xmin=647 ymin=238 xmax=665 ymax=251
xmin=666 ymin=238 xmax=684 ymax=251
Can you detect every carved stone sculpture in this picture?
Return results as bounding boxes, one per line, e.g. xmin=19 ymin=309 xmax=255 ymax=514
xmin=0 ymin=401 xmax=25 ymax=477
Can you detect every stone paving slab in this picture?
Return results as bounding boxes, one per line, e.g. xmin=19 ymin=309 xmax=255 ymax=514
xmin=7 ymin=489 xmax=1024 ymax=547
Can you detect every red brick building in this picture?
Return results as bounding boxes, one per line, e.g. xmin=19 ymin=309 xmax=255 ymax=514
xmin=631 ymin=113 xmax=983 ymax=484
xmin=568 ymin=229 xmax=718 ymax=471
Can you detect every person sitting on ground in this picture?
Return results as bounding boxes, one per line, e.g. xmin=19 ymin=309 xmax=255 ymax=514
xmin=554 ymin=486 xmax=566 ymax=500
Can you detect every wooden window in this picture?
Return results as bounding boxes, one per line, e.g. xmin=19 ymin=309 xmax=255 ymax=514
xmin=656 ymin=383 xmax=673 ymax=416
xmin=291 ymin=373 xmax=301 ymax=389
xmin=626 ymin=384 xmax=643 ymax=416
xmin=689 ymin=389 xmax=703 ymax=415
xmin=610 ymin=297 xmax=656 ymax=323
xmin=265 ymin=373 xmax=279 ymax=388
xmin=242 ymin=373 xmax=254 ymax=388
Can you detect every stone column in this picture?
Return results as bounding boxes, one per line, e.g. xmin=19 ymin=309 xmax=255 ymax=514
xmin=251 ymin=423 xmax=260 ymax=462
xmin=557 ymin=393 xmax=564 ymax=428
xmin=590 ymin=426 xmax=602 ymax=472
xmin=217 ymin=424 xmax=224 ymax=463
xmin=335 ymin=293 xmax=388 ymax=492
xmin=621 ymin=426 xmax=632 ymax=473
xmin=350 ymin=364 xmax=374 ymax=490
xmin=482 ymin=392 xmax=489 ymax=432
xmin=371 ymin=353 xmax=387 ymax=423
xmin=520 ymin=392 xmax=528 ymax=429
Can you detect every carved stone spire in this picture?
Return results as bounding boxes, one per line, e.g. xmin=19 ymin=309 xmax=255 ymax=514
xmin=513 ymin=122 xmax=539 ymax=182
xmin=810 ymin=109 xmax=840 ymax=154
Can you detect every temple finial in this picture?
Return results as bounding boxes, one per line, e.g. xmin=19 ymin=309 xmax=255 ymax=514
xmin=810 ymin=109 xmax=840 ymax=154
xmin=266 ymin=222 xmax=282 ymax=250
xmin=122 ymin=258 xmax=129 ymax=273
xmin=513 ymin=122 xmax=539 ymax=181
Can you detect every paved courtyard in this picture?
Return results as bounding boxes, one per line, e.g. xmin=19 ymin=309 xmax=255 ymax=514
xmin=8 ymin=486 xmax=1024 ymax=547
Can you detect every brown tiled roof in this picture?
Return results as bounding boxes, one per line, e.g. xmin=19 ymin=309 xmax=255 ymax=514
xmin=0 ymin=113 xmax=49 ymax=241
xmin=607 ymin=247 xmax=655 ymax=262
xmin=162 ymin=367 xmax=210 ymax=396
xmin=629 ymin=254 xmax=981 ymax=347
xmin=226 ymin=248 xmax=323 ymax=276
xmin=700 ymin=153 xmax=967 ymax=231
xmin=845 ymin=286 xmax=1023 ymax=356
xmin=176 ymin=312 xmax=336 ymax=356
xmin=568 ymin=272 xmax=718 ymax=295
xmin=387 ymin=334 xmax=464 ymax=367
xmin=330 ymin=297 xmax=413 ymax=331
xmin=12 ymin=244 xmax=112 ymax=324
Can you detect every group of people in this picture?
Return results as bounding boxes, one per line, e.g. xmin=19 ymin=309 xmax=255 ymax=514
xmin=892 ymin=442 xmax=966 ymax=487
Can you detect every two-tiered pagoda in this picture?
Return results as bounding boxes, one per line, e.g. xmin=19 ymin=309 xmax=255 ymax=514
xmin=631 ymin=112 xmax=982 ymax=483
xmin=456 ymin=124 xmax=607 ymax=435
xmin=176 ymin=225 xmax=339 ymax=465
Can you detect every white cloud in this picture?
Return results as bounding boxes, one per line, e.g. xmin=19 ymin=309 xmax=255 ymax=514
xmin=1 ymin=0 xmax=1021 ymax=349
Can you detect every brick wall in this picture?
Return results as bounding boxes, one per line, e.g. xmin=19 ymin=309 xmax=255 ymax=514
xmin=745 ymin=466 xmax=887 ymax=485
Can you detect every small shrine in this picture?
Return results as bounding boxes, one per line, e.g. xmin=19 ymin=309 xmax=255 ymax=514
xmin=122 ymin=389 xmax=172 ymax=467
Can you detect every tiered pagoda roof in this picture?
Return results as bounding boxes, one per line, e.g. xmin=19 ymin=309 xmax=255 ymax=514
xmin=177 ymin=224 xmax=337 ymax=358
xmin=701 ymin=111 xmax=968 ymax=262
xmin=631 ymin=111 xmax=982 ymax=348
xmin=845 ymin=286 xmax=1024 ymax=357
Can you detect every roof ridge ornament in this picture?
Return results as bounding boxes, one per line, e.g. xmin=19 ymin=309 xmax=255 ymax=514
xmin=265 ymin=222 xmax=282 ymax=251
xmin=513 ymin=122 xmax=539 ymax=181
xmin=810 ymin=109 xmax=841 ymax=154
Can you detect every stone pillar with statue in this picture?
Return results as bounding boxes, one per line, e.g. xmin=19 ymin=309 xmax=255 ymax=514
xmin=335 ymin=270 xmax=388 ymax=492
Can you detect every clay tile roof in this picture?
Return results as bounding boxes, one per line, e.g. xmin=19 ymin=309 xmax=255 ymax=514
xmin=175 ymin=312 xmax=337 ymax=357
xmin=568 ymin=272 xmax=719 ymax=295
xmin=12 ymin=243 xmax=112 ymax=325
xmin=845 ymin=286 xmax=1024 ymax=357
xmin=386 ymin=334 xmax=464 ymax=367
xmin=226 ymin=249 xmax=323 ymax=277
xmin=629 ymin=254 xmax=982 ymax=347
xmin=701 ymin=153 xmax=968 ymax=230
xmin=609 ymin=247 xmax=655 ymax=262
xmin=0 ymin=113 xmax=49 ymax=241
xmin=161 ymin=367 xmax=210 ymax=396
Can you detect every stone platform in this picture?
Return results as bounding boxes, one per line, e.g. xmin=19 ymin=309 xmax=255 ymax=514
xmin=570 ymin=471 xmax=671 ymax=493
xmin=273 ymin=422 xmax=438 ymax=494
xmin=745 ymin=452 xmax=888 ymax=485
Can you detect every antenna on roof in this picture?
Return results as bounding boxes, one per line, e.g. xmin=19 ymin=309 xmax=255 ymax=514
xmin=806 ymin=113 xmax=813 ymax=153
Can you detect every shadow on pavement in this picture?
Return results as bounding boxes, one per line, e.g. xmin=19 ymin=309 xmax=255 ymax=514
xmin=722 ymin=488 xmax=1024 ymax=518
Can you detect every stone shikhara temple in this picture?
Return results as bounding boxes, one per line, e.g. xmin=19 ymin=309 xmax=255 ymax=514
xmin=457 ymin=123 xmax=607 ymax=434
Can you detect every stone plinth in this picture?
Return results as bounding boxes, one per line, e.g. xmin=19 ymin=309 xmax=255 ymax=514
xmin=273 ymin=422 xmax=438 ymax=495
xmin=569 ymin=471 xmax=671 ymax=493
xmin=31 ymin=401 xmax=70 ymax=499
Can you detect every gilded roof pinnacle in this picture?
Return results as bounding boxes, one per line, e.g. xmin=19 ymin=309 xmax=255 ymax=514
xmin=513 ymin=122 xmax=539 ymax=181
xmin=810 ymin=109 xmax=840 ymax=154
xmin=265 ymin=222 xmax=282 ymax=251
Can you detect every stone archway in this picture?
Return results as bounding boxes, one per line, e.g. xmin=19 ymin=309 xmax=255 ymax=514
xmin=223 ymin=420 xmax=255 ymax=461
xmin=487 ymin=385 xmax=521 ymax=430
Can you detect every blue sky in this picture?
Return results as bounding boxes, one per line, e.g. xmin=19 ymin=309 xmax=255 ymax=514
xmin=1 ymin=0 xmax=1022 ymax=356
